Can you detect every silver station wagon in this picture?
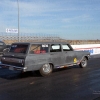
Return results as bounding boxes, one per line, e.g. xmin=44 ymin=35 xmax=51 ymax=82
xmin=0 ymin=42 xmax=90 ymax=76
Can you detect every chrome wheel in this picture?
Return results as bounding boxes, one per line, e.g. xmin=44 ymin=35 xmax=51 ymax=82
xmin=39 ymin=64 xmax=52 ymax=76
xmin=42 ymin=64 xmax=51 ymax=73
xmin=80 ymin=57 xmax=87 ymax=68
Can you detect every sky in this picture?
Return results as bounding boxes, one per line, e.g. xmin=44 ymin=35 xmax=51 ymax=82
xmin=0 ymin=0 xmax=100 ymax=40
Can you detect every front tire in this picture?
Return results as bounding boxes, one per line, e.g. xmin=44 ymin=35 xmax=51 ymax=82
xmin=79 ymin=57 xmax=87 ymax=68
xmin=39 ymin=64 xmax=53 ymax=76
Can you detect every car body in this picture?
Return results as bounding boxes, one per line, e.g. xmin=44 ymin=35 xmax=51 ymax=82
xmin=0 ymin=41 xmax=10 ymax=55
xmin=0 ymin=42 xmax=90 ymax=76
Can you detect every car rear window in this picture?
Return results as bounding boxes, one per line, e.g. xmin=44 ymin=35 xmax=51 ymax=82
xmin=9 ymin=44 xmax=28 ymax=53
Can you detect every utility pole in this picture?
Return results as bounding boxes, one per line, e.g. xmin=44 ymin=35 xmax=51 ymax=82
xmin=17 ymin=0 xmax=20 ymax=42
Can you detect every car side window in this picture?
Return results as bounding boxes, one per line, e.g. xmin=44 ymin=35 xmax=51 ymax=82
xmin=0 ymin=42 xmax=4 ymax=46
xmin=50 ymin=44 xmax=61 ymax=52
xmin=62 ymin=44 xmax=72 ymax=51
xmin=29 ymin=44 xmax=48 ymax=54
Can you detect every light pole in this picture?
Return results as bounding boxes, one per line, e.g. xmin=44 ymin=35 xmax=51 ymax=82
xmin=17 ymin=0 xmax=20 ymax=42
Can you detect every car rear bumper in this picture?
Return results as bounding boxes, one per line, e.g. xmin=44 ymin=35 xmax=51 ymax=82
xmin=0 ymin=63 xmax=27 ymax=72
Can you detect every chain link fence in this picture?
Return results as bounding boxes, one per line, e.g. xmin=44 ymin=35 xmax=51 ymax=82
xmin=0 ymin=32 xmax=100 ymax=45
xmin=0 ymin=32 xmax=61 ymax=44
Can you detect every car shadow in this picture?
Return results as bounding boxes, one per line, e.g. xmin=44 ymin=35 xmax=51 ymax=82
xmin=0 ymin=69 xmax=41 ymax=80
xmin=53 ymin=67 xmax=71 ymax=73
xmin=0 ymin=65 xmax=80 ymax=80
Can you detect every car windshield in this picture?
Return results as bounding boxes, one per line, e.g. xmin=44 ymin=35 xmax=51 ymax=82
xmin=9 ymin=44 xmax=28 ymax=54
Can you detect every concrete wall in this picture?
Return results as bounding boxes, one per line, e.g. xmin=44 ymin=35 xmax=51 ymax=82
xmin=72 ymin=44 xmax=100 ymax=55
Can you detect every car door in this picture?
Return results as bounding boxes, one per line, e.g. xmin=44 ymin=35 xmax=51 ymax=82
xmin=49 ymin=44 xmax=65 ymax=67
xmin=62 ymin=44 xmax=77 ymax=64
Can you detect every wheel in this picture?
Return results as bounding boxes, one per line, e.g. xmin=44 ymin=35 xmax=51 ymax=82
xmin=79 ymin=57 xmax=87 ymax=68
xmin=39 ymin=64 xmax=53 ymax=76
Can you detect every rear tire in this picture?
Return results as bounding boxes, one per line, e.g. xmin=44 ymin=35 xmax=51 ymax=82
xmin=39 ymin=64 xmax=53 ymax=76
xmin=79 ymin=57 xmax=87 ymax=68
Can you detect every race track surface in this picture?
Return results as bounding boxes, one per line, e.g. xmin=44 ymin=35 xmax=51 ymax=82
xmin=0 ymin=57 xmax=100 ymax=100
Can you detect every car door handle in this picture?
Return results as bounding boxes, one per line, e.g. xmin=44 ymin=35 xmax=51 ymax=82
xmin=50 ymin=54 xmax=54 ymax=55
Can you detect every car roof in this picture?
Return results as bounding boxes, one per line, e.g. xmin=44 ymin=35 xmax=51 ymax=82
xmin=12 ymin=42 xmax=69 ymax=45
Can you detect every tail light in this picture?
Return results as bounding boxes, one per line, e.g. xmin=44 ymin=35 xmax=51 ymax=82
xmin=19 ymin=59 xmax=25 ymax=65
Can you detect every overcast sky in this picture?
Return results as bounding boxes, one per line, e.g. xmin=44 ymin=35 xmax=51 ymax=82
xmin=0 ymin=0 xmax=100 ymax=40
